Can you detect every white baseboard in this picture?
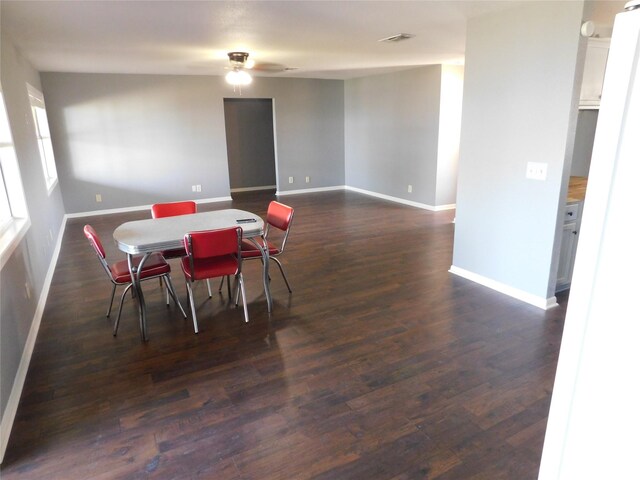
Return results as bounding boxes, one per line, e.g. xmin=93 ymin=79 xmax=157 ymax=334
xmin=345 ymin=186 xmax=456 ymax=211
xmin=195 ymin=196 xmax=233 ymax=205
xmin=274 ymin=185 xmax=456 ymax=212
xmin=276 ymin=186 xmax=345 ymax=196
xmin=433 ymin=203 xmax=457 ymax=212
xmin=449 ymin=265 xmax=558 ymax=310
xmin=65 ymin=196 xmax=233 ymax=219
xmin=230 ymin=185 xmax=276 ymax=193
xmin=0 ymin=216 xmax=67 ymax=464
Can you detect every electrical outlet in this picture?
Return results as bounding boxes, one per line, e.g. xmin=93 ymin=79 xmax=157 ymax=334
xmin=192 ymin=185 xmax=196 ymax=192
xmin=526 ymin=162 xmax=548 ymax=181
xmin=289 ymin=176 xmax=294 ymax=184
xmin=408 ymin=185 xmax=413 ymax=193
xmin=95 ymin=194 xmax=102 ymax=203
xmin=305 ymin=176 xmax=310 ymax=183
xmin=196 ymin=185 xmax=202 ymax=192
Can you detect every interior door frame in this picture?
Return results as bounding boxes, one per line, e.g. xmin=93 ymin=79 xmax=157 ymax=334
xmin=222 ymin=97 xmax=279 ymax=194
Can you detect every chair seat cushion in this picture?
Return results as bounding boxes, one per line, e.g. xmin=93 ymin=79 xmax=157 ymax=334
xmin=110 ymin=253 xmax=170 ymax=284
xmin=181 ymin=254 xmax=238 ymax=281
xmin=240 ymin=239 xmax=280 ymax=258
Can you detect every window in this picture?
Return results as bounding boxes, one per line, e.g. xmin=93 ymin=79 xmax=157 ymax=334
xmin=27 ymin=84 xmax=58 ymax=193
xmin=0 ymin=87 xmax=30 ymax=269
xmin=0 ymin=100 xmax=14 ymax=233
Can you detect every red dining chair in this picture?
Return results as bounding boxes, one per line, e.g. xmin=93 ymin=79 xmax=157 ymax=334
xmin=151 ymin=200 xmax=212 ymax=299
xmin=83 ymin=225 xmax=186 ymax=336
xmin=182 ymin=226 xmax=248 ymax=333
xmin=238 ymin=201 xmax=295 ymax=292
xmin=151 ymin=201 xmax=197 ymax=259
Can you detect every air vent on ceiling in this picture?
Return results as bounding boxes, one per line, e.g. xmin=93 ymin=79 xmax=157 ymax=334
xmin=378 ymin=33 xmax=415 ymax=43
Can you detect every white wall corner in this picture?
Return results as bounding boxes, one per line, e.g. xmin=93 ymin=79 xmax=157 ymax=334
xmin=345 ymin=186 xmax=456 ymax=211
xmin=449 ymin=265 xmax=558 ymax=310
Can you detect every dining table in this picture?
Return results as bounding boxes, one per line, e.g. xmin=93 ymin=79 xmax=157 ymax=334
xmin=113 ymin=208 xmax=271 ymax=341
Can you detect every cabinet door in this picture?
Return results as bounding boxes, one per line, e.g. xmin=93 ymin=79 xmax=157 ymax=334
xmin=580 ymin=39 xmax=610 ymax=108
xmin=557 ymin=221 xmax=579 ymax=289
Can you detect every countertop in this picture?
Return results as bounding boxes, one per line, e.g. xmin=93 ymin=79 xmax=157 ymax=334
xmin=568 ymin=176 xmax=587 ymax=203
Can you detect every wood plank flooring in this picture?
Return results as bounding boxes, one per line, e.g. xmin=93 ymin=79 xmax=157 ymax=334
xmin=1 ymin=191 xmax=567 ymax=479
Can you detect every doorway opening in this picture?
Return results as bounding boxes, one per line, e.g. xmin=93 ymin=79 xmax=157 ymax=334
xmin=223 ymin=98 xmax=277 ymax=195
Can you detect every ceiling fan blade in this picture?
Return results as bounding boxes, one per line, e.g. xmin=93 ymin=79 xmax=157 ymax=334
xmin=252 ymin=62 xmax=288 ymax=73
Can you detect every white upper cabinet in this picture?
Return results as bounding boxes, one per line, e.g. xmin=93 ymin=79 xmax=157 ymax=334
xmin=580 ymin=38 xmax=610 ymax=109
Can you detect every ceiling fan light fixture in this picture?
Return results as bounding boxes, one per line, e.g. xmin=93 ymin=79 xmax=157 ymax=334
xmin=225 ymin=69 xmax=252 ymax=86
xmin=227 ymin=51 xmax=249 ymax=66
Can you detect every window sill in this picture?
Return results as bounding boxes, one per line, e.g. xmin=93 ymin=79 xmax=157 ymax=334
xmin=0 ymin=217 xmax=31 ymax=270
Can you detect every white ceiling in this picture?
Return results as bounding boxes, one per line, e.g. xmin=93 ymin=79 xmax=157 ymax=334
xmin=1 ymin=0 xmax=626 ymax=80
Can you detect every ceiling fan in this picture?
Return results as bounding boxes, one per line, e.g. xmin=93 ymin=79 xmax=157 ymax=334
xmin=225 ymin=51 xmax=295 ymax=85
xmin=225 ymin=52 xmax=253 ymax=86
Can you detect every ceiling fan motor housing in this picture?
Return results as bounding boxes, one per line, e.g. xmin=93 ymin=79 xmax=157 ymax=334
xmin=228 ymin=51 xmax=249 ymax=67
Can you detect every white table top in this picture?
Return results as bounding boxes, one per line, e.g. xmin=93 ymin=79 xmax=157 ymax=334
xmin=113 ymin=209 xmax=264 ymax=255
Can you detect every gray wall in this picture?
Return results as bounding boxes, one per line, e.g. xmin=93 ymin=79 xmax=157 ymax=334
xmin=40 ymin=73 xmax=345 ymax=213
xmin=571 ymin=109 xmax=598 ymax=177
xmin=0 ymin=33 xmax=66 ymax=425
xmin=224 ymin=98 xmax=277 ymax=190
xmin=452 ymin=1 xmax=584 ymax=300
xmin=345 ymin=66 xmax=442 ymax=206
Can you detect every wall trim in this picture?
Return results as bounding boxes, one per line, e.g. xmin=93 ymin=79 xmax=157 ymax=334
xmin=345 ymin=186 xmax=456 ymax=211
xmin=432 ymin=203 xmax=457 ymax=212
xmin=449 ymin=265 xmax=559 ymax=310
xmin=275 ymin=185 xmax=457 ymax=212
xmin=195 ymin=196 xmax=233 ymax=205
xmin=230 ymin=185 xmax=276 ymax=193
xmin=0 ymin=215 xmax=67 ymax=464
xmin=276 ymin=186 xmax=345 ymax=196
xmin=64 ymin=196 xmax=233 ymax=219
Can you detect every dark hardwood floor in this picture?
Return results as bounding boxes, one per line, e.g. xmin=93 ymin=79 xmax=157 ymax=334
xmin=1 ymin=191 xmax=566 ymax=479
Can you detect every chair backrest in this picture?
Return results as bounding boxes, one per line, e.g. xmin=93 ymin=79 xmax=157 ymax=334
xmin=184 ymin=226 xmax=242 ymax=279
xmin=151 ymin=201 xmax=197 ymax=219
xmin=185 ymin=226 xmax=241 ymax=259
xmin=84 ymin=224 xmax=106 ymax=259
xmin=84 ymin=224 xmax=113 ymax=278
xmin=265 ymin=201 xmax=294 ymax=252
xmin=266 ymin=201 xmax=294 ymax=232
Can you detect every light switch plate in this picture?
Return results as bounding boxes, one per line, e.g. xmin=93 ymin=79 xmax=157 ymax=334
xmin=526 ymin=162 xmax=548 ymax=181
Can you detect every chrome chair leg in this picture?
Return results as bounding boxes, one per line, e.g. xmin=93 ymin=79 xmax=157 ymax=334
xmin=206 ymin=279 xmax=212 ymax=298
xmin=272 ymin=258 xmax=292 ymax=293
xmin=163 ymin=275 xmax=187 ymax=318
xmin=185 ymin=281 xmax=198 ymax=334
xmin=107 ymin=283 xmax=117 ymax=317
xmin=236 ymin=273 xmax=249 ymax=323
xmin=113 ymin=283 xmax=133 ymax=336
xmin=218 ymin=276 xmax=232 ymax=298
xmin=234 ymin=275 xmax=240 ymax=305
